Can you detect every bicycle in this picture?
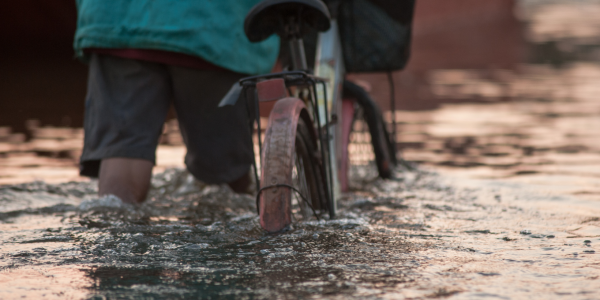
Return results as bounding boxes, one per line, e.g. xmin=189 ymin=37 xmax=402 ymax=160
xmin=221 ymin=0 xmax=402 ymax=232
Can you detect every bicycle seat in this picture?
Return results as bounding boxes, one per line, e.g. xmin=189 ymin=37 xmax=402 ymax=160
xmin=244 ymin=0 xmax=331 ymax=42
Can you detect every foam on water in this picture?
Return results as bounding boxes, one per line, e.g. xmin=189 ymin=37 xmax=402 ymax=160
xmin=78 ymin=194 xmax=132 ymax=211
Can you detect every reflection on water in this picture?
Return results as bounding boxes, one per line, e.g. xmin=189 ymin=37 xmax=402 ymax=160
xmin=396 ymin=63 xmax=600 ymax=175
xmin=0 ymin=266 xmax=90 ymax=299
xmin=370 ymin=1 xmax=600 ymax=202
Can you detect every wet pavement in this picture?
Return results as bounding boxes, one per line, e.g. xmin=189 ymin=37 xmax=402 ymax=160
xmin=3 ymin=0 xmax=600 ymax=299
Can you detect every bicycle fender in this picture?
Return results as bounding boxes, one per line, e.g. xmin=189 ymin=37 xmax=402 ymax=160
xmin=259 ymin=97 xmax=307 ymax=232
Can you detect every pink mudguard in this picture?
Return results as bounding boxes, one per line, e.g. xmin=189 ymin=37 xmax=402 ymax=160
xmin=259 ymin=97 xmax=307 ymax=232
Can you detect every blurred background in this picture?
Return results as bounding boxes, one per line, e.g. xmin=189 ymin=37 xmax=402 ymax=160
xmin=2 ymin=0 xmax=600 ymax=200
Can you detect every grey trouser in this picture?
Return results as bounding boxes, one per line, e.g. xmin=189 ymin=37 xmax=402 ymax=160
xmin=80 ymin=54 xmax=253 ymax=184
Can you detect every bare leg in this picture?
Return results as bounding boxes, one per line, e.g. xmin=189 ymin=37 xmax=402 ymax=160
xmin=98 ymin=158 xmax=154 ymax=204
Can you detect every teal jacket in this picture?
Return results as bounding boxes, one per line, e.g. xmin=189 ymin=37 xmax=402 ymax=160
xmin=73 ymin=0 xmax=279 ymax=75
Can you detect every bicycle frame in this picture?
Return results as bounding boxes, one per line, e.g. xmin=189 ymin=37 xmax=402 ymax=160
xmin=281 ymin=17 xmax=346 ymax=211
xmin=313 ymin=19 xmax=345 ymax=210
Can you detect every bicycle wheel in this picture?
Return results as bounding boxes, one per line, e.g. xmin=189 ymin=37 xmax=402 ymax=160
xmin=259 ymin=99 xmax=329 ymax=232
xmin=290 ymin=117 xmax=329 ymax=221
xmin=343 ymin=80 xmax=396 ymax=179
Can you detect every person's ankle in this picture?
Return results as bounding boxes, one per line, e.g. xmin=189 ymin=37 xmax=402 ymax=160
xmin=99 ymin=190 xmax=143 ymax=204
xmin=227 ymin=172 xmax=252 ymax=194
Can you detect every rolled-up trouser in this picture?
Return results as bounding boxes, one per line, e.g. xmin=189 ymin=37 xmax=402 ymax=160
xmin=80 ymin=54 xmax=253 ymax=184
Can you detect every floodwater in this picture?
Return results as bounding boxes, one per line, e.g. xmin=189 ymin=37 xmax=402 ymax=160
xmin=2 ymin=166 xmax=599 ymax=299
xmin=3 ymin=1 xmax=600 ymax=299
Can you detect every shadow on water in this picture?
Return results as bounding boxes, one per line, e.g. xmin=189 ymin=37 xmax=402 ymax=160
xmin=77 ymin=196 xmax=416 ymax=298
xmin=82 ymin=232 xmax=361 ymax=299
xmin=85 ymin=266 xmax=261 ymax=299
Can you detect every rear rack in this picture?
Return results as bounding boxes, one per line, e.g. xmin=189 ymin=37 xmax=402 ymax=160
xmin=239 ymin=70 xmax=335 ymax=212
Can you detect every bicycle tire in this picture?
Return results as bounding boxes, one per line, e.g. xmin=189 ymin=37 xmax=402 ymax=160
xmin=343 ymin=80 xmax=396 ymax=179
xmin=291 ymin=117 xmax=329 ymax=220
xmin=259 ymin=99 xmax=329 ymax=232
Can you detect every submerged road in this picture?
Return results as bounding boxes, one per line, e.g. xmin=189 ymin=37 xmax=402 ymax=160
xmin=1 ymin=166 xmax=598 ymax=299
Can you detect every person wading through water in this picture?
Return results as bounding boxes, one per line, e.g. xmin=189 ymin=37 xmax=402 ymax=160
xmin=73 ymin=0 xmax=279 ymax=204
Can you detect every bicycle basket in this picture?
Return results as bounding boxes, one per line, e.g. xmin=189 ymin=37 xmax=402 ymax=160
xmin=337 ymin=0 xmax=415 ymax=73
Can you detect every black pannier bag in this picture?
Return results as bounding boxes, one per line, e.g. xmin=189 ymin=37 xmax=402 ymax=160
xmin=336 ymin=0 xmax=415 ymax=72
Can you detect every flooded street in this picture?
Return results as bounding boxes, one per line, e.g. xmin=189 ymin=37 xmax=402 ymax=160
xmin=1 ymin=167 xmax=599 ymax=299
xmin=2 ymin=0 xmax=600 ymax=299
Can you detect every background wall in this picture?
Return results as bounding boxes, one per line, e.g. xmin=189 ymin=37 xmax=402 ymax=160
xmin=0 ymin=1 xmax=86 ymax=135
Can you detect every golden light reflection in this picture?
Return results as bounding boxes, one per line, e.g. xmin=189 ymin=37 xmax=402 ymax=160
xmin=0 ymin=266 xmax=92 ymax=300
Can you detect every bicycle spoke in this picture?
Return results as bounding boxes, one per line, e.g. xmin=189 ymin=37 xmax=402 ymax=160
xmin=291 ymin=149 xmax=311 ymax=221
